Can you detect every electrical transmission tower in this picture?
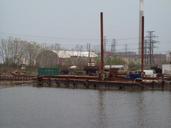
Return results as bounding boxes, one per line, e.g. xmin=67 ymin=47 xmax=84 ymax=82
xmin=144 ymin=39 xmax=149 ymax=65
xmin=111 ymin=39 xmax=116 ymax=55
xmin=87 ymin=43 xmax=91 ymax=64
xmin=104 ymin=36 xmax=107 ymax=52
xmin=145 ymin=31 xmax=158 ymax=66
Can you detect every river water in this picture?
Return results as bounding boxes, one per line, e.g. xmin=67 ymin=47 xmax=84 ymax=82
xmin=0 ymin=86 xmax=171 ymax=128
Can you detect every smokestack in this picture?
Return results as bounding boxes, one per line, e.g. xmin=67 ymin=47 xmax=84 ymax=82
xmin=139 ymin=0 xmax=144 ymax=55
xmin=140 ymin=0 xmax=144 ymax=15
xmin=139 ymin=0 xmax=145 ymax=73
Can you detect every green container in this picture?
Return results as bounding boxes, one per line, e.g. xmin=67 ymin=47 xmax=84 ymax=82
xmin=38 ymin=68 xmax=60 ymax=76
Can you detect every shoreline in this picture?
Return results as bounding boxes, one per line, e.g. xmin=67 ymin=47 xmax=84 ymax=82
xmin=0 ymin=80 xmax=35 ymax=89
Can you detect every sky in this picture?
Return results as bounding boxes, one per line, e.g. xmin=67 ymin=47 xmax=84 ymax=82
xmin=0 ymin=0 xmax=171 ymax=53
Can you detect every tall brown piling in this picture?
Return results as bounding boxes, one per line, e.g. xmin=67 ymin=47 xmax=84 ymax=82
xmin=141 ymin=16 xmax=144 ymax=73
xmin=99 ymin=12 xmax=104 ymax=80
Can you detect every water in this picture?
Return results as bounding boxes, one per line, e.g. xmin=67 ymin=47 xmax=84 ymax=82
xmin=0 ymin=86 xmax=171 ymax=128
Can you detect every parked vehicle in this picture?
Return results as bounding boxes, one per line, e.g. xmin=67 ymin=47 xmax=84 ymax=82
xmin=143 ymin=70 xmax=157 ymax=78
xmin=127 ymin=71 xmax=141 ymax=80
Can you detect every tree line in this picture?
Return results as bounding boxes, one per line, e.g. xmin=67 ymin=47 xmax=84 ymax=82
xmin=0 ymin=37 xmax=61 ymax=66
xmin=0 ymin=37 xmax=129 ymax=69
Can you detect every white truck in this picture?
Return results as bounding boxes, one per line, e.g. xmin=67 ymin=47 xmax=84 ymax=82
xmin=143 ymin=70 xmax=157 ymax=78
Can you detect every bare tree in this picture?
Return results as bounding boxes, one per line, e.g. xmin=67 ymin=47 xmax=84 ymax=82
xmin=0 ymin=37 xmax=42 ymax=66
xmin=49 ymin=43 xmax=61 ymax=51
xmin=23 ymin=42 xmax=42 ymax=66
xmin=0 ymin=37 xmax=17 ymax=65
xmin=0 ymin=39 xmax=7 ymax=63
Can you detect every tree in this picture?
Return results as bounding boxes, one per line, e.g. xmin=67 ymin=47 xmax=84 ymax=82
xmin=0 ymin=37 xmax=42 ymax=66
xmin=24 ymin=42 xmax=42 ymax=66
xmin=0 ymin=37 xmax=25 ymax=65
xmin=106 ymin=56 xmax=126 ymax=65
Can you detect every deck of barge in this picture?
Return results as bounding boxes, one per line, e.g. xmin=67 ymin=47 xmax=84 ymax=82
xmin=36 ymin=75 xmax=166 ymax=90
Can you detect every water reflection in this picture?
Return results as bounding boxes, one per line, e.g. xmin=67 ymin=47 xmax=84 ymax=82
xmin=0 ymin=87 xmax=171 ymax=128
xmin=134 ymin=93 xmax=145 ymax=128
xmin=97 ymin=91 xmax=107 ymax=128
xmin=96 ymin=91 xmax=145 ymax=128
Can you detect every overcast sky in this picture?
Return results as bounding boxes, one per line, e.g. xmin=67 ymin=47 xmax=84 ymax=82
xmin=0 ymin=0 xmax=171 ymax=53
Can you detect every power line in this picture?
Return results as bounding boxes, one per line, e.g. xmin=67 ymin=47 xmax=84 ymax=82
xmin=0 ymin=32 xmax=139 ymax=42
